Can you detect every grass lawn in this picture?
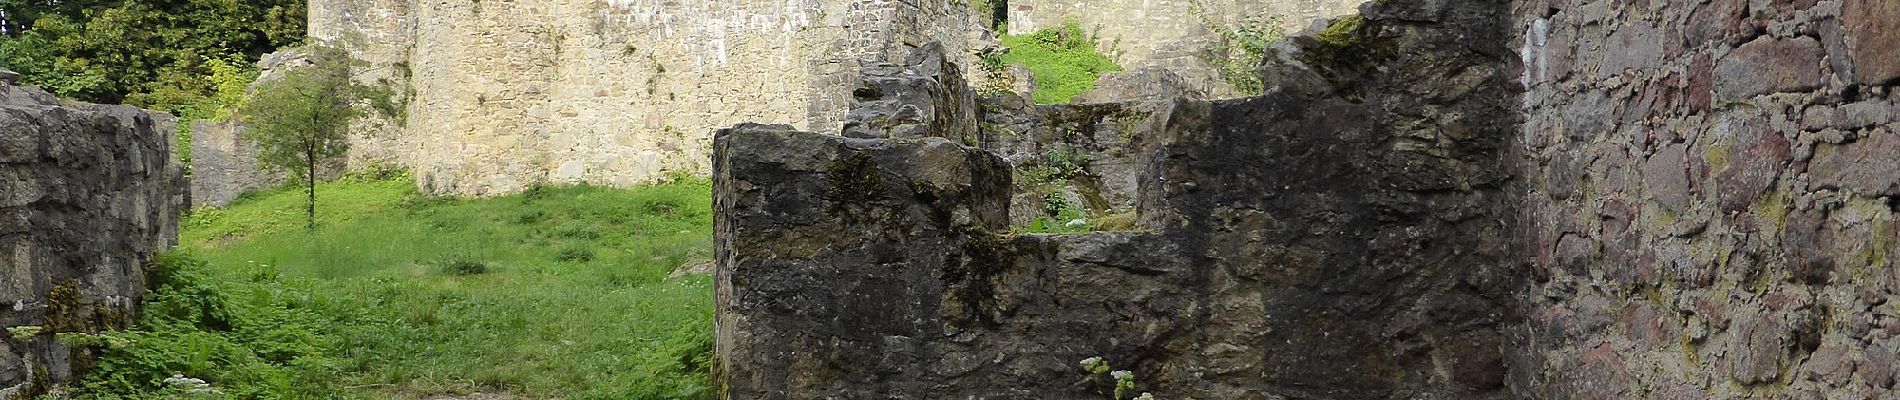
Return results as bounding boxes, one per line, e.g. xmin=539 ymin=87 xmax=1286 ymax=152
xmin=66 ymin=176 xmax=716 ymax=399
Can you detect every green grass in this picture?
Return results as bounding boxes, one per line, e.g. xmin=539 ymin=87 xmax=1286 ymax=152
xmin=68 ymin=176 xmax=716 ymax=399
xmin=1000 ymin=21 xmax=1123 ymax=104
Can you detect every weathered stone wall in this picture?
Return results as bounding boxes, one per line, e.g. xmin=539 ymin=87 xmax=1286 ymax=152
xmin=0 ymin=72 xmax=185 ymax=399
xmin=307 ymin=0 xmax=990 ymax=196
xmin=715 ymin=1 xmax=1521 ymax=397
xmin=1510 ymin=0 xmax=1900 ymax=398
xmin=188 ymin=120 xmax=283 ymax=207
xmin=1007 ymin=0 xmax=1366 ymax=97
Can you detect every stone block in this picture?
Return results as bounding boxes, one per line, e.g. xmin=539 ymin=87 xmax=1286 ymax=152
xmin=1716 ymin=36 xmax=1826 ymax=101
xmin=1843 ymin=0 xmax=1900 ymax=85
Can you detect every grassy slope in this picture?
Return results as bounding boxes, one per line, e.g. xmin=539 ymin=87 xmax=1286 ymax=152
xmin=1000 ymin=22 xmax=1123 ymax=104
xmin=77 ymin=177 xmax=716 ymax=399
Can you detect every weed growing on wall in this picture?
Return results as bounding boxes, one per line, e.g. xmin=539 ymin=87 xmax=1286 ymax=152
xmin=1192 ymin=1 xmax=1285 ymax=96
xmin=999 ymin=21 xmax=1122 ymax=104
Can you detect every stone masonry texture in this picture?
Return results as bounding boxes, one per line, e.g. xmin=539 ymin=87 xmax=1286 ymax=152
xmin=289 ymin=0 xmax=1378 ymax=197
xmin=716 ymin=0 xmax=1900 ymax=398
xmin=0 ymin=72 xmax=185 ymax=399
xmin=188 ymin=120 xmax=283 ymax=208
xmin=1511 ymin=0 xmax=1900 ymax=398
xmin=715 ymin=0 xmax=1522 ymax=397
xmin=306 ymin=0 xmax=990 ymax=196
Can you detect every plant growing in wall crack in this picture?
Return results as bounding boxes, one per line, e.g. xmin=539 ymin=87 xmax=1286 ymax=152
xmin=1190 ymin=0 xmax=1285 ymax=96
xmin=241 ymin=42 xmax=396 ymax=229
xmin=1079 ymin=356 xmax=1153 ymax=400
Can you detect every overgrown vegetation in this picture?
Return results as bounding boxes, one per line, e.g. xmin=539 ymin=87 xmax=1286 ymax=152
xmin=0 ymin=0 xmax=303 ymax=106
xmin=1 ymin=0 xmax=304 ymax=169
xmin=64 ymin=177 xmax=717 ymax=399
xmin=241 ymin=43 xmax=397 ymax=229
xmin=998 ymin=21 xmax=1122 ymax=104
xmin=1192 ymin=4 xmax=1286 ymax=96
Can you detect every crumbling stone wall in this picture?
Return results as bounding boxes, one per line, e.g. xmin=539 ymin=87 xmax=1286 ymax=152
xmin=1007 ymin=0 xmax=1366 ymax=97
xmin=188 ymin=120 xmax=283 ymax=207
xmin=0 ymin=72 xmax=185 ymax=399
xmin=715 ymin=1 xmax=1521 ymax=398
xmin=305 ymin=0 xmax=990 ymax=196
xmin=1510 ymin=0 xmax=1900 ymax=398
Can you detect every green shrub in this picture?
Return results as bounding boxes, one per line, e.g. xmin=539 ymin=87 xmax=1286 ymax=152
xmin=1197 ymin=9 xmax=1286 ymax=95
xmin=435 ymin=258 xmax=490 ymax=276
xmin=556 ymin=245 xmax=595 ymax=263
xmin=999 ymin=21 xmax=1123 ymax=104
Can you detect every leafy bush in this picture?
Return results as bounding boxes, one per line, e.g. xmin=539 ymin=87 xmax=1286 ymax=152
xmin=68 ymin=253 xmax=344 ymax=399
xmin=999 ymin=21 xmax=1123 ymax=104
xmin=1198 ymin=10 xmax=1286 ymax=95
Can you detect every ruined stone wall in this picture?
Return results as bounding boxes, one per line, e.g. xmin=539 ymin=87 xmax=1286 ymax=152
xmin=715 ymin=1 xmax=1522 ymax=397
xmin=0 ymin=72 xmax=184 ymax=399
xmin=1006 ymin=0 xmax=1365 ymax=97
xmin=307 ymin=0 xmax=988 ymax=195
xmin=1510 ymin=0 xmax=1900 ymax=398
xmin=188 ymin=120 xmax=283 ymax=207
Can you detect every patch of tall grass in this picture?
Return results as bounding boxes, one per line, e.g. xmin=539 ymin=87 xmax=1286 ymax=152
xmin=69 ymin=177 xmax=716 ymax=399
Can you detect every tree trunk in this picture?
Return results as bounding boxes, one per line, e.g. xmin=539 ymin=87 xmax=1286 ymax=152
xmin=305 ymin=143 xmax=317 ymax=229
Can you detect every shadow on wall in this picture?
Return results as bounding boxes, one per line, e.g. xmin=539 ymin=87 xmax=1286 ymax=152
xmin=712 ymin=0 xmax=1522 ymax=397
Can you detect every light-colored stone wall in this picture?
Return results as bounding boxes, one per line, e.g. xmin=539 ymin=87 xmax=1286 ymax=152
xmin=309 ymin=0 xmax=990 ymax=195
xmin=188 ymin=120 xmax=283 ymax=207
xmin=1007 ymin=0 xmax=1365 ymax=96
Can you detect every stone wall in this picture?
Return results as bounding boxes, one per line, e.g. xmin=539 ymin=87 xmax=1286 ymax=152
xmin=306 ymin=0 xmax=990 ymax=196
xmin=1510 ymin=0 xmax=1900 ymax=398
xmin=188 ymin=120 xmax=283 ymax=207
xmin=714 ymin=1 xmax=1522 ymax=397
xmin=0 ymin=72 xmax=185 ymax=399
xmin=1007 ymin=0 xmax=1366 ymax=97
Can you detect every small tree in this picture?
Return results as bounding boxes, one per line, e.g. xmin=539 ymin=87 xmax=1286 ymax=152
xmin=240 ymin=43 xmax=393 ymax=228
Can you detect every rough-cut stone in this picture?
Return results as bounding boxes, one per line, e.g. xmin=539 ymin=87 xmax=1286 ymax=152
xmin=718 ymin=1 xmax=1517 ymax=397
xmin=0 ymin=76 xmax=183 ymax=399
xmin=1644 ymin=144 xmax=1691 ymax=213
xmin=842 ymin=43 xmax=978 ymax=142
xmin=1070 ymin=67 xmax=1207 ymax=104
xmin=1843 ymin=0 xmax=1900 ymax=85
xmin=1731 ymin=311 xmax=1785 ymax=384
xmin=1515 ymin=0 xmax=1900 ymax=397
xmin=0 ymin=69 xmax=17 ymax=85
xmin=1715 ymin=36 xmax=1826 ymax=101
xmin=1810 ymin=127 xmax=1900 ymax=197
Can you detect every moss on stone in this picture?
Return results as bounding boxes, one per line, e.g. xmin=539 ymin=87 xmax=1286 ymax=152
xmin=43 ymin=279 xmax=88 ymax=333
xmin=825 ymin=152 xmax=884 ymax=208
xmin=1317 ymin=14 xmax=1365 ymax=48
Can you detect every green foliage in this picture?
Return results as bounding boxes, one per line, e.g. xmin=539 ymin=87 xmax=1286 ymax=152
xmin=971 ymin=0 xmax=1007 ymax=30
xmin=1020 ymin=148 xmax=1088 ymax=183
xmin=0 ymin=0 xmax=304 ymax=106
xmin=1019 ymin=192 xmax=1089 ymax=234
xmin=69 ymin=177 xmax=718 ymax=399
xmin=241 ymin=43 xmax=394 ymax=228
xmin=1076 ymin=356 xmax=1147 ymax=400
xmin=998 ymin=21 xmax=1122 ymax=104
xmin=1194 ymin=4 xmax=1286 ymax=96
